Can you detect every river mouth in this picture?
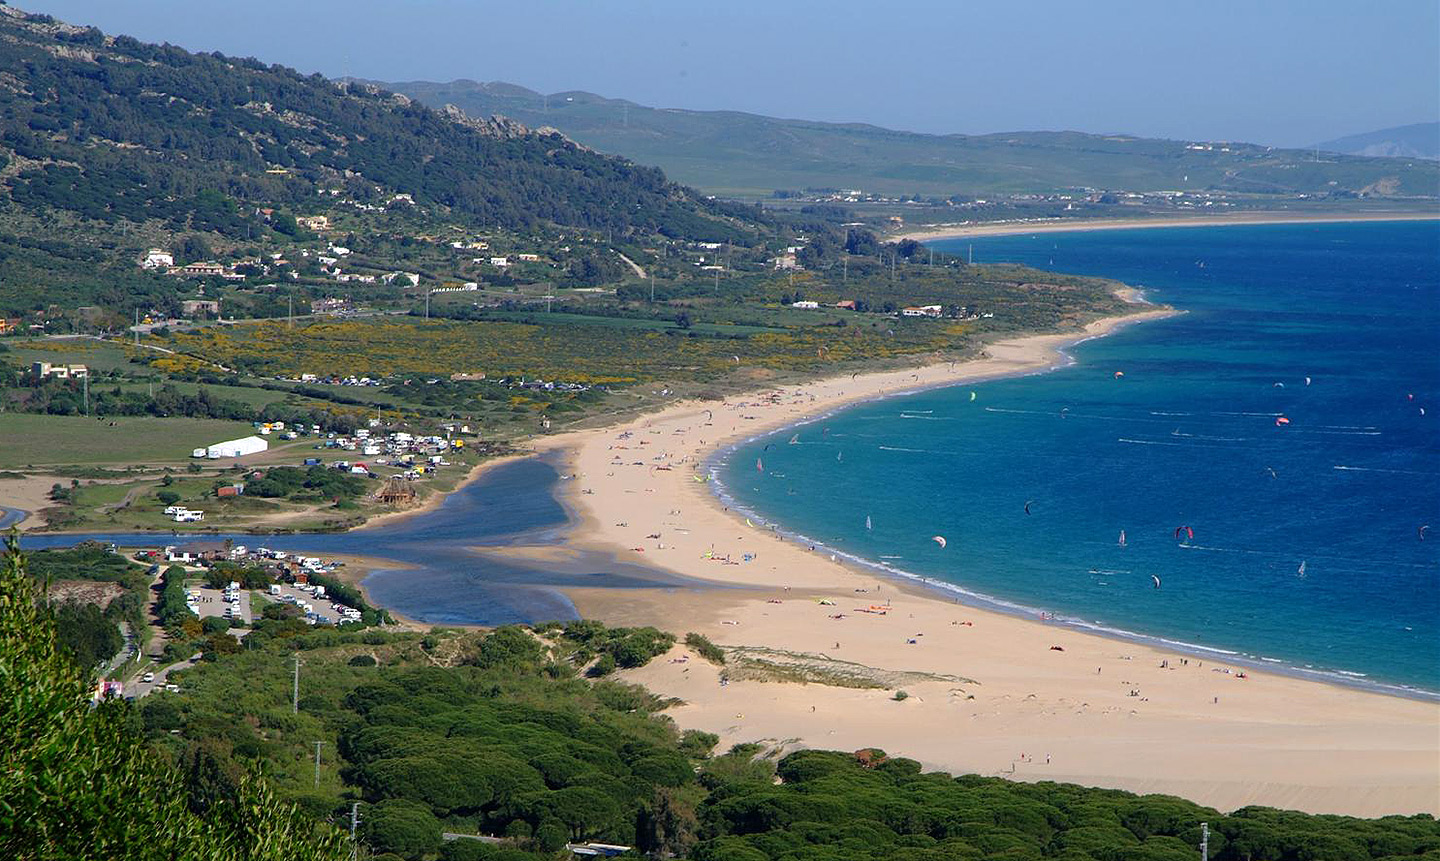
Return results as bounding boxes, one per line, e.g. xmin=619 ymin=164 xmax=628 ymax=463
xmin=18 ymin=452 xmax=713 ymax=627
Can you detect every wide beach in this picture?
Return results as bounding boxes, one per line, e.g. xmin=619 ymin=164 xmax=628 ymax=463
xmin=488 ymin=303 xmax=1440 ymax=818
xmin=893 ymin=210 xmax=1440 ymax=243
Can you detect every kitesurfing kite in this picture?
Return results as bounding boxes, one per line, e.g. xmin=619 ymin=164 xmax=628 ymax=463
xmin=1151 ymin=574 xmax=1161 ymax=589
xmin=1421 ymin=525 xmax=1431 ymax=542
xmin=1265 ymin=467 xmax=1278 ymax=479
xmin=932 ymin=535 xmax=947 ymax=549
xmin=1273 ymin=382 xmax=1285 ymax=388
xmin=969 ymin=391 xmax=977 ymax=402
xmin=1305 ymin=376 xmax=1312 ymax=386
xmin=1060 ymin=407 xmax=1070 ymax=418
xmin=1174 ymin=525 xmax=1194 ymax=541
xmin=1114 ymin=371 xmax=1125 ymax=379
xmin=1024 ymin=500 xmax=1033 ymax=515
xmin=763 ymin=443 xmax=774 ymax=452
xmin=1275 ymin=416 xmax=1291 ymax=426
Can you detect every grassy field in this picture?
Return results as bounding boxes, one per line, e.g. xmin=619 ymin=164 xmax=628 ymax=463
xmin=0 ymin=413 xmax=256 ymax=468
xmin=4 ymin=339 xmax=137 ymax=373
xmin=106 ymin=380 xmax=301 ymax=409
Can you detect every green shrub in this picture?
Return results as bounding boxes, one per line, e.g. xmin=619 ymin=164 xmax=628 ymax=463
xmin=684 ymin=632 xmax=725 ymax=664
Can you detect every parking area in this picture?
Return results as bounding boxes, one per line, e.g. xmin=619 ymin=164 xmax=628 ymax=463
xmin=261 ymin=581 xmax=363 ymax=627
xmin=185 ymin=581 xmax=254 ymax=627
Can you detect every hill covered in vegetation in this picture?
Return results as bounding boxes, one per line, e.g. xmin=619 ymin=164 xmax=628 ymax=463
xmin=382 ymin=79 xmax=1440 ymax=199
xmin=0 ymin=6 xmax=764 ymax=315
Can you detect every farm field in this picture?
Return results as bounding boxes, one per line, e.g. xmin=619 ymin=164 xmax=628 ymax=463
xmin=0 ymin=413 xmax=256 ymax=468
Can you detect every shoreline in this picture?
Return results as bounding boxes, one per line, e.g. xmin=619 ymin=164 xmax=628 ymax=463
xmin=520 ymin=303 xmax=1439 ymax=817
xmin=891 ymin=210 xmax=1440 ymax=243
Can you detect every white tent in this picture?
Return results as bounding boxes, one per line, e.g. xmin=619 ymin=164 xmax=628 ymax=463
xmin=206 ymin=435 xmax=268 ymax=459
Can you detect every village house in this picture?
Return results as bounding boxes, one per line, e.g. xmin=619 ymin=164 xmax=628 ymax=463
xmin=164 ymin=541 xmax=230 ymax=564
xmin=790 ymin=300 xmax=819 ymax=309
xmin=31 ymin=362 xmax=88 ymax=379
xmin=171 ymin=261 xmax=225 ymax=278
xmin=489 ymin=256 xmax=510 ymax=268
xmin=139 ymin=248 xmax=174 ymax=269
xmin=516 ymin=253 xmax=540 ymax=262
xmin=771 ymin=253 xmax=799 ymax=270
xmin=297 ymin=215 xmax=330 ymax=231
xmin=901 ymin=305 xmax=944 ymax=318
xmin=0 ymin=318 xmax=19 ymax=335
xmin=381 ymin=271 xmax=421 ymax=287
xmin=835 ymin=300 xmax=858 ymax=310
xmin=181 ymin=299 xmax=220 ymax=317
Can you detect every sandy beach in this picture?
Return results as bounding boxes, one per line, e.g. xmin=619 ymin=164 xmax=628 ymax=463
xmin=892 ymin=210 xmax=1439 ymax=243
xmin=495 ymin=306 xmax=1440 ymax=818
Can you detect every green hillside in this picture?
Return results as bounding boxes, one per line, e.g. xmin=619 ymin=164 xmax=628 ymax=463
xmin=0 ymin=8 xmax=764 ymax=315
xmin=386 ymin=79 xmax=1440 ymax=199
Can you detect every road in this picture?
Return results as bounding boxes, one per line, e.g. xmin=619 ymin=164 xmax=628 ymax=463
xmin=126 ymin=653 xmax=201 ymax=699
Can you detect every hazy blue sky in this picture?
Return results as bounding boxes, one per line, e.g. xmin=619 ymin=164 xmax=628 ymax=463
xmin=24 ymin=1 xmax=1440 ymax=147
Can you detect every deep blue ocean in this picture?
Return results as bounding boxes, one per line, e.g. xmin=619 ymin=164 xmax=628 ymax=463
xmin=718 ymin=220 xmax=1440 ymax=696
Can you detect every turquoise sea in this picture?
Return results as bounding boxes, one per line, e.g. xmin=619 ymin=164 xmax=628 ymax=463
xmin=718 ymin=220 xmax=1440 ymax=697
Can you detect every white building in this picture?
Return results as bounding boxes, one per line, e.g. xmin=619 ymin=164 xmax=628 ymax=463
xmin=790 ymin=300 xmax=819 ymax=309
xmin=205 ymin=436 xmax=269 ymax=459
xmin=140 ymin=249 xmax=174 ymax=269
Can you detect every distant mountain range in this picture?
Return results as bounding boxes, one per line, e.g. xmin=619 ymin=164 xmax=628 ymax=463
xmin=1314 ymin=123 xmax=1439 ymax=161
xmin=379 ymin=79 xmax=1439 ymax=200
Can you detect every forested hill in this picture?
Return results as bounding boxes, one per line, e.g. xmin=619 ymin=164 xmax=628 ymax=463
xmin=384 ymin=79 xmax=1440 ymax=199
xmin=0 ymin=7 xmax=758 ymax=243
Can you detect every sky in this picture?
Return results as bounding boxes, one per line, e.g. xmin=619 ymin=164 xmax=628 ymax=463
xmin=23 ymin=1 xmax=1440 ymax=147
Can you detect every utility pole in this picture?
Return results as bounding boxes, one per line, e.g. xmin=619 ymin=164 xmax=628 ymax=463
xmin=313 ymin=741 xmax=324 ymax=788
xmin=425 ymin=289 xmax=431 ymax=319
xmin=134 ymin=309 xmax=140 ymax=346
xmin=288 ymin=293 xmax=293 ymax=329
xmin=82 ymin=374 xmax=89 ymax=417
xmin=649 ymin=273 xmax=655 ymax=302
xmin=842 ymin=256 xmax=847 ymax=285
xmin=1200 ymin=822 xmax=1209 ymax=861
xmin=292 ymin=655 xmax=300 ymax=714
